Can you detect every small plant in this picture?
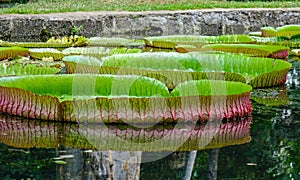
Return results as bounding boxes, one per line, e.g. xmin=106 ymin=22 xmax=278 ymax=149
xmin=70 ymin=24 xmax=83 ymax=36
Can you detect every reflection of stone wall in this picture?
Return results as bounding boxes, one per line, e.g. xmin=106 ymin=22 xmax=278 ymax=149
xmin=0 ymin=8 xmax=300 ymax=42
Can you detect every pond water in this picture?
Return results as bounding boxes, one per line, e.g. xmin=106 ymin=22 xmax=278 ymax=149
xmin=0 ymin=55 xmax=299 ymax=180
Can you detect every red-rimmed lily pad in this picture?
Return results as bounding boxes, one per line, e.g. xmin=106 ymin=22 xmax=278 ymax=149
xmin=199 ymin=44 xmax=289 ymax=59
xmin=0 ymin=74 xmax=252 ymax=122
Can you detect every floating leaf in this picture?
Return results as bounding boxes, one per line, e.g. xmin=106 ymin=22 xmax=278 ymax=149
xmin=47 ymin=35 xmax=88 ymax=47
xmin=201 ymin=44 xmax=289 ymax=59
xmin=168 ymin=80 xmax=252 ymax=120
xmin=109 ymin=47 xmax=142 ymax=55
xmin=0 ymin=36 xmax=88 ymax=48
xmin=62 ymin=47 xmax=141 ymax=59
xmin=88 ymin=37 xmax=144 ymax=47
xmin=0 ymin=75 xmax=252 ymax=122
xmin=0 ymin=41 xmax=72 ymax=48
xmin=0 ymin=57 xmax=62 ymax=77
xmin=0 ymin=74 xmax=169 ymax=122
xmin=175 ymin=44 xmax=213 ymax=53
xmin=29 ymin=48 xmax=64 ymax=60
xmin=261 ymin=25 xmax=300 ymax=39
xmin=144 ymin=35 xmax=255 ymax=49
xmin=253 ymin=36 xmax=300 ymax=48
xmin=63 ymin=52 xmax=291 ymax=88
xmin=62 ymin=47 xmax=109 ymax=59
xmin=62 ymin=55 xmax=104 ymax=74
xmin=0 ymin=47 xmax=29 ymax=61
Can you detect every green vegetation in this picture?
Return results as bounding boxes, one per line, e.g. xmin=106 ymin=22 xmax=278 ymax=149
xmin=144 ymin=35 xmax=255 ymax=49
xmin=0 ymin=74 xmax=170 ymax=99
xmin=0 ymin=0 xmax=299 ymax=14
xmin=201 ymin=44 xmax=289 ymax=58
xmin=0 ymin=56 xmax=63 ymax=77
xmin=63 ymin=52 xmax=291 ymax=88
xmin=261 ymin=25 xmax=300 ymax=39
xmin=0 ymin=46 xmax=28 ymax=60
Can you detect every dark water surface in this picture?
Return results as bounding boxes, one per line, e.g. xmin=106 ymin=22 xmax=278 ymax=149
xmin=0 ymin=56 xmax=299 ymax=180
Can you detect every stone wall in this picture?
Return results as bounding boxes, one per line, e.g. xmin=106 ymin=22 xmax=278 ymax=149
xmin=0 ymin=8 xmax=300 ymax=42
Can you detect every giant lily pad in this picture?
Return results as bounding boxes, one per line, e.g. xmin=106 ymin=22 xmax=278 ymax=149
xmin=29 ymin=48 xmax=64 ymax=60
xmin=0 ymin=36 xmax=88 ymax=48
xmin=62 ymin=47 xmax=142 ymax=59
xmin=63 ymin=52 xmax=291 ymax=89
xmin=0 ymin=114 xmax=251 ymax=151
xmin=261 ymin=25 xmax=300 ymax=39
xmin=0 ymin=74 xmax=252 ymax=122
xmin=62 ymin=47 xmax=109 ymax=59
xmin=88 ymin=37 xmax=144 ymax=47
xmin=0 ymin=47 xmax=29 ymax=61
xmin=144 ymin=35 xmax=255 ymax=49
xmin=253 ymin=36 xmax=300 ymax=48
xmin=200 ymin=44 xmax=289 ymax=59
xmin=0 ymin=57 xmax=62 ymax=77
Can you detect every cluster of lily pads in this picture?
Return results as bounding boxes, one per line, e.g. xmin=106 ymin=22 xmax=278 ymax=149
xmin=0 ymin=25 xmax=298 ymax=123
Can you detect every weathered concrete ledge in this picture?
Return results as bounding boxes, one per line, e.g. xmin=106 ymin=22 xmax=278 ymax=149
xmin=0 ymin=8 xmax=300 ymax=42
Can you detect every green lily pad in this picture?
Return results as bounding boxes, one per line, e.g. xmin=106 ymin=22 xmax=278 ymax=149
xmin=144 ymin=35 xmax=255 ymax=49
xmin=201 ymin=44 xmax=289 ymax=59
xmin=0 ymin=75 xmax=252 ymax=122
xmin=261 ymin=25 xmax=300 ymax=39
xmin=88 ymin=37 xmax=144 ymax=47
xmin=63 ymin=52 xmax=291 ymax=89
xmin=0 ymin=57 xmax=62 ymax=77
xmin=0 ymin=47 xmax=29 ymax=61
xmin=0 ymin=36 xmax=88 ymax=48
xmin=253 ymin=36 xmax=300 ymax=48
xmin=62 ymin=47 xmax=142 ymax=59
xmin=29 ymin=48 xmax=64 ymax=60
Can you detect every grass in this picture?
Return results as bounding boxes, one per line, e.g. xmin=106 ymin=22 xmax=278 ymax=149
xmin=0 ymin=0 xmax=299 ymax=14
